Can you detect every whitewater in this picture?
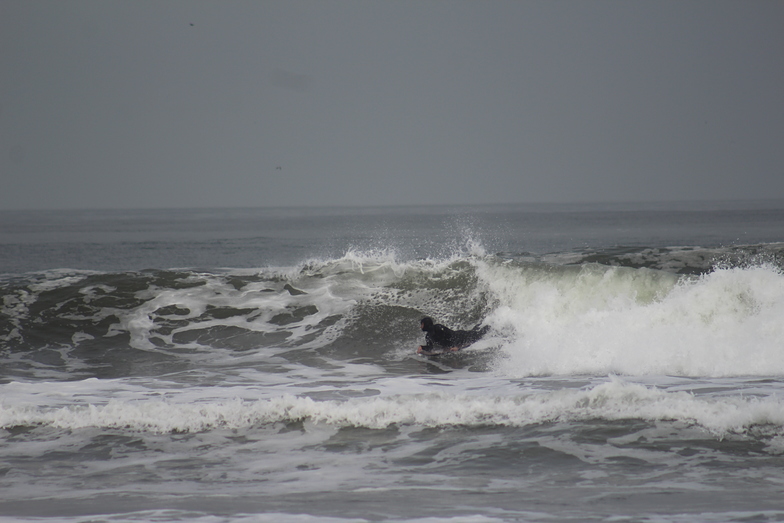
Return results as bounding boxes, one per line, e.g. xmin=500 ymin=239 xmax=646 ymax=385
xmin=2 ymin=202 xmax=784 ymax=522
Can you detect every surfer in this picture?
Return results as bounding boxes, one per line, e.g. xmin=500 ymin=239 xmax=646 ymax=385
xmin=417 ymin=317 xmax=489 ymax=355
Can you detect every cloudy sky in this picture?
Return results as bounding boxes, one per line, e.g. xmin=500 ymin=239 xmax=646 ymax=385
xmin=2 ymin=0 xmax=783 ymax=210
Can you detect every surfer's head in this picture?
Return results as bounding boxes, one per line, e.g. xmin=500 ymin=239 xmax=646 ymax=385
xmin=420 ymin=317 xmax=434 ymax=332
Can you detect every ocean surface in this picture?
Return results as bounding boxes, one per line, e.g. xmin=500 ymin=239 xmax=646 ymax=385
xmin=2 ymin=201 xmax=784 ymax=523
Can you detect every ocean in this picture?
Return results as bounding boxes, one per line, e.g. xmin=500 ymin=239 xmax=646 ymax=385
xmin=2 ymin=201 xmax=784 ymax=522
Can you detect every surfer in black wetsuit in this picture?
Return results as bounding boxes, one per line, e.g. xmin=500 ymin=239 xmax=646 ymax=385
xmin=417 ymin=317 xmax=490 ymax=354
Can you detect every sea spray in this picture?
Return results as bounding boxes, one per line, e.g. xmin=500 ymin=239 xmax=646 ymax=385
xmin=479 ymin=260 xmax=784 ymax=377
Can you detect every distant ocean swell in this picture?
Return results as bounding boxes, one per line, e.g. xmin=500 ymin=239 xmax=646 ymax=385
xmin=3 ymin=379 xmax=784 ymax=438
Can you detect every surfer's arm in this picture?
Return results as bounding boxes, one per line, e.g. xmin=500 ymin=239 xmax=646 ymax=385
xmin=417 ymin=334 xmax=436 ymax=353
xmin=417 ymin=344 xmax=434 ymax=353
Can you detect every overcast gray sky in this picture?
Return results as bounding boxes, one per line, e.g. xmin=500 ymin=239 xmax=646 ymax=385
xmin=2 ymin=0 xmax=783 ymax=210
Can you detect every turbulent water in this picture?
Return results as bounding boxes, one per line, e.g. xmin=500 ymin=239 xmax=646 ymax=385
xmin=2 ymin=203 xmax=784 ymax=522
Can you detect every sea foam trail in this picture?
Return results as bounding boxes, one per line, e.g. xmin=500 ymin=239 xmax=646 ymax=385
xmin=477 ymin=261 xmax=784 ymax=377
xmin=3 ymin=379 xmax=784 ymax=436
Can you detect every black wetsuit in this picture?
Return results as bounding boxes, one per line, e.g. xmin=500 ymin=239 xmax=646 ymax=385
xmin=421 ymin=318 xmax=489 ymax=352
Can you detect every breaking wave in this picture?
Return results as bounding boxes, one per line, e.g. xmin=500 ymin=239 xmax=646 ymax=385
xmin=2 ymin=243 xmax=784 ymax=380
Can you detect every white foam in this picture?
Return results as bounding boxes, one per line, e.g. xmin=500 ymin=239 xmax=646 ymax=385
xmin=3 ymin=511 xmax=372 ymax=523
xmin=3 ymin=378 xmax=783 ymax=436
xmin=476 ymin=261 xmax=784 ymax=377
xmin=4 ymin=511 xmax=507 ymax=523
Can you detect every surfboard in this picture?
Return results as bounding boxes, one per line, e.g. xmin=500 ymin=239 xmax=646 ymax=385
xmin=417 ymin=348 xmax=456 ymax=357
